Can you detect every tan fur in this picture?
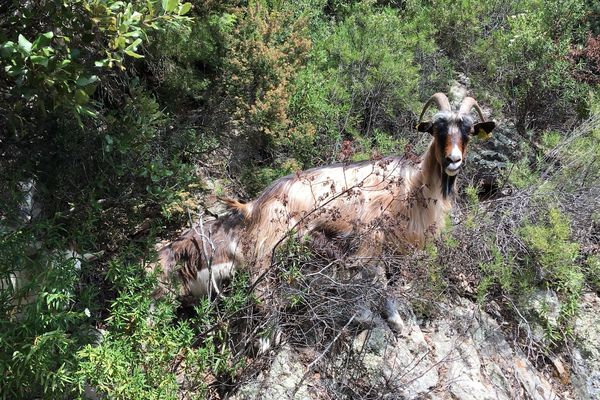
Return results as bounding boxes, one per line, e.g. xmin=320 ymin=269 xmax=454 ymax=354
xmin=221 ymin=198 xmax=252 ymax=219
xmin=237 ymin=141 xmax=451 ymax=267
xmin=155 ymin=141 xmax=452 ymax=301
xmin=156 ymin=94 xmax=495 ymax=302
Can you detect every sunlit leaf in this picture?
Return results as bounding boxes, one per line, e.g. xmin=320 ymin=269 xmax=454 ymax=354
xmin=94 ymin=59 xmax=109 ymax=67
xmin=0 ymin=41 xmax=16 ymax=57
xmin=179 ymin=2 xmax=192 ymax=15
xmin=32 ymin=32 xmax=54 ymax=49
xmin=17 ymin=34 xmax=32 ymax=54
xmin=74 ymin=89 xmax=89 ymax=105
xmin=124 ymin=50 xmax=144 ymax=58
xmin=162 ymin=0 xmax=178 ymax=13
xmin=125 ymin=38 xmax=142 ymax=51
xmin=30 ymin=55 xmax=49 ymax=67
xmin=75 ymin=75 xmax=99 ymax=86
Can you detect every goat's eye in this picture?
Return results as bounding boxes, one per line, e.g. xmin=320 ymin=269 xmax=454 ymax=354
xmin=434 ymin=122 xmax=448 ymax=135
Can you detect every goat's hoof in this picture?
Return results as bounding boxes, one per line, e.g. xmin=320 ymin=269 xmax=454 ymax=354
xmin=255 ymin=337 xmax=272 ymax=355
xmin=254 ymin=329 xmax=282 ymax=356
xmin=387 ymin=314 xmax=408 ymax=337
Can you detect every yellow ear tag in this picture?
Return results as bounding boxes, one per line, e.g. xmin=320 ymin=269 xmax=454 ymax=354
xmin=477 ymin=129 xmax=492 ymax=141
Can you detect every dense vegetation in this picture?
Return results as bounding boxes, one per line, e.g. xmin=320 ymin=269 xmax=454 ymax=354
xmin=0 ymin=0 xmax=598 ymax=398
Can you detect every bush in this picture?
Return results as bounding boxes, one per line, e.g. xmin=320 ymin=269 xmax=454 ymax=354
xmin=76 ymin=260 xmax=250 ymax=399
xmin=0 ymin=227 xmax=89 ymax=398
xmin=286 ymin=2 xmax=447 ymax=166
xmin=426 ymin=0 xmax=589 ymax=132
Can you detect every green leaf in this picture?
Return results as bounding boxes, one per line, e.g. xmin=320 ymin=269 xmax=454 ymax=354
xmin=0 ymin=41 xmax=16 ymax=57
xmin=125 ymin=38 xmax=142 ymax=51
xmin=124 ymin=50 xmax=144 ymax=59
xmin=74 ymin=89 xmax=89 ymax=105
xmin=179 ymin=2 xmax=192 ymax=15
xmin=75 ymin=75 xmax=99 ymax=86
xmin=162 ymin=0 xmax=178 ymax=13
xmin=32 ymin=31 xmax=54 ymax=49
xmin=17 ymin=34 xmax=32 ymax=55
xmin=30 ymin=55 xmax=49 ymax=67
xmin=58 ymin=59 xmax=71 ymax=68
xmin=94 ymin=59 xmax=109 ymax=67
xmin=123 ymin=31 xmax=142 ymax=38
xmin=75 ymin=105 xmax=97 ymax=117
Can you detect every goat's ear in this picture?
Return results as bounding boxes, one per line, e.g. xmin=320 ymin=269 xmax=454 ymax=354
xmin=416 ymin=121 xmax=433 ymax=134
xmin=473 ymin=121 xmax=496 ymax=140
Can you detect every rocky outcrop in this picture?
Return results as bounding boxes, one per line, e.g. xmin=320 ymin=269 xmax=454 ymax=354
xmin=572 ymin=293 xmax=600 ymax=400
xmin=233 ymin=298 xmax=570 ymax=399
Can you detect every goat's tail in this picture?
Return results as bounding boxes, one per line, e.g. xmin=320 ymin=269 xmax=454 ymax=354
xmin=220 ymin=198 xmax=252 ymax=219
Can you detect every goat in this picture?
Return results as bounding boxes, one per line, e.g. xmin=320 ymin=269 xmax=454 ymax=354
xmin=155 ymin=93 xmax=495 ymax=331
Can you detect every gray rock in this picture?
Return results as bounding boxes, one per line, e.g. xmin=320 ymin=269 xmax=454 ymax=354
xmin=233 ymin=298 xmax=563 ymax=399
xmin=349 ymin=324 xmax=439 ymax=399
xmin=468 ymin=122 xmax=519 ymax=180
xmin=232 ymin=347 xmax=312 ymax=400
xmin=524 ymin=288 xmax=562 ymax=344
xmin=431 ymin=299 xmax=556 ymax=400
xmin=571 ymin=292 xmax=600 ymax=400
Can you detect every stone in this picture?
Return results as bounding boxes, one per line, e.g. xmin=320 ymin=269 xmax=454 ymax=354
xmin=232 ymin=298 xmax=569 ymax=399
xmin=232 ymin=347 xmax=311 ymax=400
xmin=571 ymin=292 xmax=600 ymax=400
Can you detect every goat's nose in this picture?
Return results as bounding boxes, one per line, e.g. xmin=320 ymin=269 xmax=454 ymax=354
xmin=446 ymin=154 xmax=462 ymax=163
xmin=447 ymin=145 xmax=462 ymax=164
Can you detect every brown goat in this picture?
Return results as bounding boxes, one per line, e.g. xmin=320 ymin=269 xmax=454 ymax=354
xmin=155 ymin=93 xmax=495 ymax=316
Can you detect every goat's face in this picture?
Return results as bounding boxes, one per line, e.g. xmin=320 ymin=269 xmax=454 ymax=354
xmin=418 ymin=113 xmax=495 ymax=177
xmin=416 ymin=94 xmax=496 ymax=178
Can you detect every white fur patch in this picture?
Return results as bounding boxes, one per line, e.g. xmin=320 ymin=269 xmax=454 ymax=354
xmin=445 ymin=144 xmax=463 ymax=175
xmin=188 ymin=262 xmax=235 ymax=297
xmin=448 ymin=144 xmax=462 ymax=163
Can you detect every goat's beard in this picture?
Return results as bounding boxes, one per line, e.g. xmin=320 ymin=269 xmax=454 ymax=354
xmin=441 ymin=172 xmax=457 ymax=198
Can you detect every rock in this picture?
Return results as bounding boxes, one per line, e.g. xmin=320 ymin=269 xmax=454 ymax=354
xmin=571 ymin=292 xmax=600 ymax=400
xmin=468 ymin=122 xmax=519 ymax=186
xmin=524 ymin=288 xmax=562 ymax=344
xmin=349 ymin=323 xmax=439 ymax=399
xmin=234 ymin=298 xmax=563 ymax=399
xmin=232 ymin=347 xmax=312 ymax=400
xmin=449 ymin=76 xmax=469 ymax=109
xmin=430 ymin=299 xmax=556 ymax=400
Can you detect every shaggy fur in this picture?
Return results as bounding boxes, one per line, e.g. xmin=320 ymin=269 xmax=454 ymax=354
xmin=155 ymin=93 xmax=496 ymax=302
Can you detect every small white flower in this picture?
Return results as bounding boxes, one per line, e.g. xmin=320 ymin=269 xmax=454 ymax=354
xmin=84 ymin=308 xmax=91 ymax=317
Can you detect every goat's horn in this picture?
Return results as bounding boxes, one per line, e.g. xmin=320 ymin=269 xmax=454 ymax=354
xmin=459 ymin=97 xmax=486 ymax=121
xmin=418 ymin=93 xmax=451 ymax=122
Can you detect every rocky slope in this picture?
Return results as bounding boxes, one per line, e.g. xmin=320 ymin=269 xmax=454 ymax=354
xmin=232 ymin=293 xmax=600 ymax=399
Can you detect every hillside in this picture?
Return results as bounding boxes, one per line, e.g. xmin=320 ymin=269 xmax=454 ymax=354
xmin=1 ymin=1 xmax=599 ymax=399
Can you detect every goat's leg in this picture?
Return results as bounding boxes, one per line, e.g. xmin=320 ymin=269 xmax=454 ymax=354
xmin=383 ymin=297 xmax=408 ymax=335
xmin=246 ymin=258 xmax=282 ymax=355
xmin=353 ymin=230 xmax=409 ymax=335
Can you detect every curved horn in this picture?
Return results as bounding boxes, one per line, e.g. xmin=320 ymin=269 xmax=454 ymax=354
xmin=459 ymin=97 xmax=486 ymax=122
xmin=418 ymin=93 xmax=451 ymax=122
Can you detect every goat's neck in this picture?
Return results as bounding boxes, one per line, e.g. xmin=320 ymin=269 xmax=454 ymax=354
xmin=417 ymin=140 xmax=444 ymax=198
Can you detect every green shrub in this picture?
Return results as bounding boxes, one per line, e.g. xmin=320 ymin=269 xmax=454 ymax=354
xmin=508 ymin=158 xmax=541 ymax=189
xmin=0 ymin=227 xmax=90 ymax=398
xmin=0 ymin=0 xmax=192 ymax=122
xmin=425 ymin=0 xmax=589 ymax=132
xmin=477 ymin=245 xmax=520 ymax=302
xmin=585 ymin=255 xmax=600 ymax=290
xmin=520 ymin=208 xmax=583 ymax=326
xmin=76 ymin=260 xmax=248 ymax=400
xmin=474 ymin=0 xmax=587 ymax=131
